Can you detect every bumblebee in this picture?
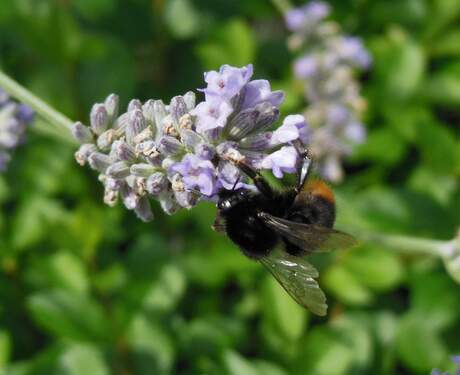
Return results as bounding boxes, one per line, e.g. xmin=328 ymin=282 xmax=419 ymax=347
xmin=213 ymin=148 xmax=357 ymax=316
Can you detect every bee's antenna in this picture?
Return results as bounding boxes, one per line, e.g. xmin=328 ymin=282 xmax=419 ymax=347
xmin=231 ymin=176 xmax=241 ymax=191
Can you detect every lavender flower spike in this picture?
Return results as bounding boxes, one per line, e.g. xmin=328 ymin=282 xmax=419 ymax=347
xmin=72 ymin=64 xmax=311 ymax=221
xmin=286 ymin=1 xmax=371 ymax=183
xmin=0 ymin=89 xmax=35 ymax=171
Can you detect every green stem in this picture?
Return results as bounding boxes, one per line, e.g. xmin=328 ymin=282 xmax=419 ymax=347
xmin=270 ymin=0 xmax=292 ymax=14
xmin=0 ymin=70 xmax=76 ymax=144
xmin=358 ymin=230 xmax=458 ymax=258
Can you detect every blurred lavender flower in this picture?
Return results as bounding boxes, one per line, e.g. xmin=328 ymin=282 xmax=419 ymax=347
xmin=0 ymin=89 xmax=34 ymax=171
xmin=286 ymin=1 xmax=371 ymax=182
xmin=72 ymin=64 xmax=310 ymax=221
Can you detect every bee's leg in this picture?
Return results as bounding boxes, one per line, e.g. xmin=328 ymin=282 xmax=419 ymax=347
xmin=292 ymin=140 xmax=313 ymax=192
xmin=233 ymin=160 xmax=276 ymax=199
xmin=212 ymin=211 xmax=226 ymax=233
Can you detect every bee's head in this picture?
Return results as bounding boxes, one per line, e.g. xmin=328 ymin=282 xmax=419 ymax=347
xmin=217 ymin=188 xmax=250 ymax=212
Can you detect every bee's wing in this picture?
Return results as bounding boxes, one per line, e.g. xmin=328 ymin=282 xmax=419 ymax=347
xmin=258 ymin=212 xmax=358 ymax=253
xmin=260 ymin=251 xmax=327 ymax=316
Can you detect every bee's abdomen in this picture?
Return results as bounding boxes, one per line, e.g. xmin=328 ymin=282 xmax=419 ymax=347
xmin=287 ymin=195 xmax=336 ymax=228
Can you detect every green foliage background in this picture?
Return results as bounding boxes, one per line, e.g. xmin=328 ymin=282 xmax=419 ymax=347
xmin=1 ymin=0 xmax=460 ymax=374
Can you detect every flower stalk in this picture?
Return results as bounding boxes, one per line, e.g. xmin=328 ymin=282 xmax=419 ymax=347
xmin=358 ymin=229 xmax=460 ymax=283
xmin=0 ymin=70 xmax=76 ymax=144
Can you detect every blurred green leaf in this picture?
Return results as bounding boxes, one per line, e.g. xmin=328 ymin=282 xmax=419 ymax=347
xmin=294 ymin=326 xmax=354 ymax=375
xmin=396 ymin=312 xmax=447 ymax=372
xmin=73 ymin=0 xmax=114 ymax=21
xmin=127 ymin=314 xmax=175 ymax=375
xmin=27 ymin=290 xmax=109 ymax=341
xmin=0 ymin=330 xmax=10 ymax=369
xmin=262 ymin=276 xmax=307 ymax=341
xmin=11 ymin=196 xmax=68 ymax=251
xmin=332 ymin=314 xmax=374 ymax=369
xmin=93 ymin=264 xmax=127 ymax=294
xmin=178 ymin=316 xmax=245 ymax=356
xmin=57 ymin=343 xmax=109 ymax=375
xmin=426 ymin=66 xmax=460 ymax=107
xmin=142 ymin=263 xmax=186 ymax=313
xmin=408 ymin=167 xmax=457 ymax=205
xmin=353 ymin=128 xmax=407 ymax=166
xmin=415 ymin=119 xmax=457 ymax=174
xmin=323 ymin=264 xmax=373 ymax=306
xmin=222 ymin=350 xmax=259 ymax=375
xmin=430 ymin=29 xmax=460 ymax=57
xmin=373 ymin=28 xmax=425 ymax=100
xmin=410 ymin=270 xmax=460 ymax=330
xmin=425 ymin=0 xmax=460 ymax=37
xmin=343 ymin=246 xmax=404 ymax=291
xmin=253 ymin=360 xmax=288 ymax=375
xmin=25 ymin=250 xmax=89 ymax=295
xmin=164 ymin=0 xmax=203 ymax=39
xmin=196 ymin=19 xmax=255 ymax=70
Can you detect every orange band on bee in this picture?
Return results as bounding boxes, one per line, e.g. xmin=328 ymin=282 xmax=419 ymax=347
xmin=303 ymin=180 xmax=335 ymax=204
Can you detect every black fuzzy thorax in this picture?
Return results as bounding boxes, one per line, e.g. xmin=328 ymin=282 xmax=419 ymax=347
xmin=221 ymin=190 xmax=296 ymax=259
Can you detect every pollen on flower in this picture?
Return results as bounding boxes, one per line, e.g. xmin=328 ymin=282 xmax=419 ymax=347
xmin=72 ymin=64 xmax=311 ymax=221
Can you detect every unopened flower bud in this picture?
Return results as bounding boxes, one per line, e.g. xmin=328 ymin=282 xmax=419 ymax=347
xmin=88 ymin=152 xmax=111 ymax=172
xmin=183 ymin=91 xmax=196 ymax=111
xmin=97 ymin=129 xmax=115 ymax=151
xmin=106 ymin=161 xmax=130 ymax=179
xmin=127 ymin=99 xmax=142 ymax=112
xmin=72 ymin=122 xmax=93 ymax=143
xmin=90 ymin=104 xmax=109 ymax=135
xmin=75 ymin=143 xmax=97 ymax=166
xmin=159 ymin=136 xmax=183 ymax=156
xmin=134 ymin=196 xmax=154 ymax=222
xmin=104 ymin=94 xmax=119 ymax=121
xmin=153 ymin=100 xmax=167 ymax=131
xmin=126 ymin=109 xmax=146 ymax=144
xmin=130 ymin=163 xmax=157 ymax=177
xmin=170 ymin=96 xmax=188 ymax=125
xmin=146 ymin=172 xmax=168 ymax=195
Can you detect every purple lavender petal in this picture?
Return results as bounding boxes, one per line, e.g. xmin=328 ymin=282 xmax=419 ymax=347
xmin=271 ymin=114 xmax=309 ymax=145
xmin=170 ymin=154 xmax=217 ymax=197
xmin=192 ymin=97 xmax=233 ymax=133
xmin=217 ymin=160 xmax=243 ymax=190
xmin=294 ymin=55 xmax=318 ymax=79
xmin=338 ymin=37 xmax=372 ymax=68
xmin=158 ymin=190 xmax=180 ymax=215
xmin=16 ymin=104 xmax=35 ymax=123
xmin=203 ymin=64 xmax=253 ymax=101
xmin=285 ymin=8 xmax=307 ymax=31
xmin=194 ymin=143 xmax=215 ymax=160
xmin=261 ymin=146 xmax=298 ymax=178
xmin=344 ymin=121 xmax=366 ymax=143
xmin=241 ymin=80 xmax=284 ymax=109
xmin=304 ymin=1 xmax=330 ymax=21
xmin=321 ymin=156 xmax=343 ymax=182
